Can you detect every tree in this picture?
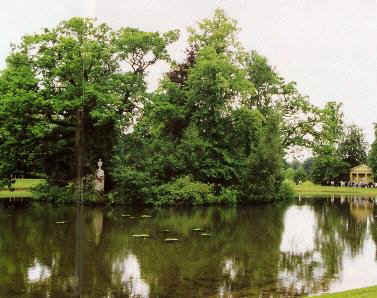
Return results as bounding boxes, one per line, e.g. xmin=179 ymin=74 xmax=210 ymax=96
xmin=188 ymin=9 xmax=324 ymax=154
xmin=311 ymin=102 xmax=346 ymax=184
xmin=0 ymin=18 xmax=179 ymax=191
xmin=368 ymin=123 xmax=377 ymax=179
xmin=311 ymin=145 xmax=349 ymax=185
xmin=338 ymin=124 xmax=368 ymax=168
xmin=303 ymin=157 xmax=314 ymax=179
xmin=241 ymin=51 xmax=321 ymax=150
xmin=113 ymin=9 xmax=287 ymax=204
xmin=290 ymin=159 xmax=302 ymax=170
xmin=187 ymin=8 xmax=242 ymax=59
xmin=316 ymin=101 xmax=344 ymax=148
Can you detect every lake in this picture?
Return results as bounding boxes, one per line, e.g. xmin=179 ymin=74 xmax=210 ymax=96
xmin=1 ymin=196 xmax=377 ymax=297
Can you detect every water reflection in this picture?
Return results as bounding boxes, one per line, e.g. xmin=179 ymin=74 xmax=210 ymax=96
xmin=0 ymin=198 xmax=377 ymax=297
xmin=222 ymin=259 xmax=237 ymax=281
xmin=349 ymin=197 xmax=374 ymax=223
xmin=280 ymin=206 xmax=315 ymax=254
xmin=112 ymin=254 xmax=150 ymax=298
xmin=27 ymin=260 xmax=51 ymax=283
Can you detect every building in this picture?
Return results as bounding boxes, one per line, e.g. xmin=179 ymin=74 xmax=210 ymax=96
xmin=349 ymin=164 xmax=374 ymax=184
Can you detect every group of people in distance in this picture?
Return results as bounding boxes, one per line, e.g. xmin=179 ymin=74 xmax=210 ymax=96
xmin=328 ymin=180 xmax=377 ymax=188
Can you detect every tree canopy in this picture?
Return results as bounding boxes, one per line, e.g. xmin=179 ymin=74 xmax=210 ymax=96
xmin=310 ymin=103 xmax=369 ymax=184
xmin=1 ymin=10 xmax=361 ymax=203
xmin=0 ymin=17 xmax=178 ymax=190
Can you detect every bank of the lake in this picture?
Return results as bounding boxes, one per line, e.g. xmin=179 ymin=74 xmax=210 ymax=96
xmin=0 ymin=179 xmax=43 ymax=198
xmin=292 ymin=181 xmax=377 ymax=197
xmin=307 ymin=285 xmax=377 ymax=297
xmin=3 ymin=179 xmax=377 ymax=201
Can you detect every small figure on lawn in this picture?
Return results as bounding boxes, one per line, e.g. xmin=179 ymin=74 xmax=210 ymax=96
xmin=7 ymin=174 xmax=16 ymax=193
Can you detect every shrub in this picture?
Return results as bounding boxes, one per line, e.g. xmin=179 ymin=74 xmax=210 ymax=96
xmin=32 ymin=177 xmax=103 ymax=204
xmin=151 ymin=176 xmax=215 ymax=206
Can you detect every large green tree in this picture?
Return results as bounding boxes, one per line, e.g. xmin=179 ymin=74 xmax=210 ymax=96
xmin=311 ymin=107 xmax=370 ymax=184
xmin=311 ymin=102 xmax=347 ymax=184
xmin=241 ymin=51 xmax=321 ymax=150
xmin=0 ymin=18 xmax=178 ymax=190
xmin=338 ymin=124 xmax=368 ymax=168
xmin=113 ymin=9 xmax=288 ymax=204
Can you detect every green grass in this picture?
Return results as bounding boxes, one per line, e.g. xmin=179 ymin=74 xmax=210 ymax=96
xmin=0 ymin=178 xmax=45 ymax=199
xmin=0 ymin=190 xmax=34 ymax=198
xmin=290 ymin=180 xmax=377 ymax=197
xmin=2 ymin=178 xmax=377 ymax=199
xmin=307 ymin=285 xmax=377 ymax=297
xmin=12 ymin=179 xmax=45 ymax=189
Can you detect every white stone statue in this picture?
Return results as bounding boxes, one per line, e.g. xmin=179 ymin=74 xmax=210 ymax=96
xmin=95 ymin=159 xmax=105 ymax=192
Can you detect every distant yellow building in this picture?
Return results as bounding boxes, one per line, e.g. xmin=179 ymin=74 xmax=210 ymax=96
xmin=349 ymin=164 xmax=374 ymax=184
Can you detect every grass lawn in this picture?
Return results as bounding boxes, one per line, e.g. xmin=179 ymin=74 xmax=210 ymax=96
xmin=307 ymin=286 xmax=377 ymax=297
xmin=291 ymin=180 xmax=377 ymax=197
xmin=12 ymin=179 xmax=45 ymax=189
xmin=0 ymin=179 xmax=45 ymax=199
xmin=0 ymin=189 xmax=34 ymax=198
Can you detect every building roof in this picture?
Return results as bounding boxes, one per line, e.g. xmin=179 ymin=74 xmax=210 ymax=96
xmin=350 ymin=164 xmax=372 ymax=172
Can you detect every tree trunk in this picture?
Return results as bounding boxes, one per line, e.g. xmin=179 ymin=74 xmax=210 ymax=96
xmin=75 ymin=108 xmax=84 ymax=200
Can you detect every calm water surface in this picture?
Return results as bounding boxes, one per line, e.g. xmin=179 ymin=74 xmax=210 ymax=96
xmin=1 ymin=197 xmax=377 ymax=297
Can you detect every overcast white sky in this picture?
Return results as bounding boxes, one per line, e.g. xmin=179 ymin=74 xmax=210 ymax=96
xmin=1 ymin=0 xmax=376 ymax=143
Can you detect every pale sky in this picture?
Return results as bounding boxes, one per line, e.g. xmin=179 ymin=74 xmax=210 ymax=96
xmin=1 ymin=0 xmax=376 ymax=143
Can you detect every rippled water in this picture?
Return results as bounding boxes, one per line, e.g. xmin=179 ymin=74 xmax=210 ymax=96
xmin=1 ymin=196 xmax=377 ymax=297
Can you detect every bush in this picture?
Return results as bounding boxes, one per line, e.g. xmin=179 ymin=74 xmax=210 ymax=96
xmin=284 ymin=168 xmax=295 ymax=181
xmin=216 ymin=187 xmax=239 ymax=204
xmin=276 ymin=180 xmax=294 ymax=201
xmin=151 ymin=176 xmax=215 ymax=206
xmin=32 ymin=183 xmax=76 ymax=203
xmin=32 ymin=178 xmax=103 ymax=204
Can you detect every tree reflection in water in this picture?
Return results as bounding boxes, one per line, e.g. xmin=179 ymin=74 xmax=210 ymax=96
xmin=1 ymin=198 xmax=377 ymax=297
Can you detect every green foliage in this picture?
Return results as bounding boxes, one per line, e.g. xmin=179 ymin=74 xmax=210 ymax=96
xmin=303 ymin=157 xmax=314 ymax=178
xmin=32 ymin=183 xmax=76 ymax=203
xmin=152 ymin=176 xmax=215 ymax=206
xmin=368 ymin=123 xmax=377 ymax=179
xmin=188 ymin=8 xmax=241 ymax=57
xmin=242 ymin=51 xmax=321 ymax=150
xmin=277 ymin=180 xmax=294 ymax=200
xmin=0 ymin=176 xmax=15 ymax=190
xmin=239 ymin=112 xmax=284 ymax=202
xmin=311 ymin=145 xmax=349 ymax=185
xmin=32 ymin=178 xmax=102 ymax=203
xmin=311 ymin=102 xmax=353 ymax=184
xmin=316 ymin=101 xmax=344 ymax=148
xmin=185 ymin=46 xmax=252 ymax=140
xmin=284 ymin=168 xmax=295 ymax=181
xmin=338 ymin=124 xmax=368 ymax=168
xmin=0 ymin=17 xmax=178 ymax=192
xmin=1 ymin=10 xmax=328 ymax=205
xmin=311 ymin=106 xmax=369 ymax=184
xmin=289 ymin=159 xmax=302 ymax=170
xmin=112 ymin=10 xmax=288 ymax=205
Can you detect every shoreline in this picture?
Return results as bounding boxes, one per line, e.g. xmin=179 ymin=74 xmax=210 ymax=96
xmin=291 ymin=181 xmax=377 ymax=198
xmin=2 ymin=179 xmax=377 ymax=200
xmin=307 ymin=285 xmax=377 ymax=297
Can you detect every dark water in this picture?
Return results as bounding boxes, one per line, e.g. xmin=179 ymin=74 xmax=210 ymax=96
xmin=1 ymin=196 xmax=377 ymax=298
